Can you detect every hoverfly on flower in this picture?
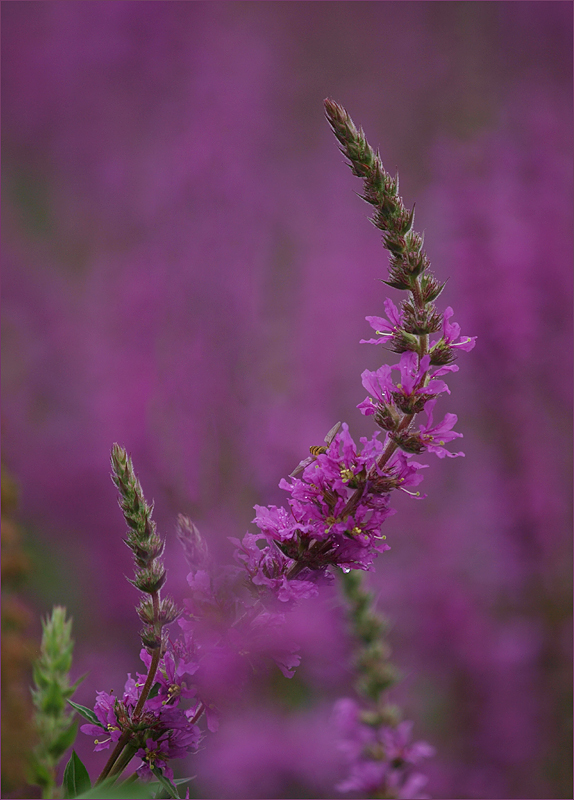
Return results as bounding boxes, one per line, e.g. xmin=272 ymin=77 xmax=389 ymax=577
xmin=290 ymin=421 xmax=342 ymax=477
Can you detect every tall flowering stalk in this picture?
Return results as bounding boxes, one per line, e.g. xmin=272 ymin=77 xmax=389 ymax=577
xmin=230 ymin=100 xmax=474 ymax=604
xmin=62 ymin=447 xmax=201 ymax=798
xmin=335 ymin=571 xmax=435 ymax=799
xmin=322 ymin=99 xmax=474 ymax=798
xmin=84 ymin=446 xmax=200 ymax=791
xmin=217 ymin=100 xmax=474 ymax=796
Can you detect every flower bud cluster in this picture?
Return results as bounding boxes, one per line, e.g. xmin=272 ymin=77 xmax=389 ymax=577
xmin=111 ymin=444 xmax=179 ymax=651
xmin=177 ymin=514 xmax=210 ymax=569
xmin=340 ymin=570 xmax=398 ymax=701
xmin=324 ymin=98 xmax=432 ymax=295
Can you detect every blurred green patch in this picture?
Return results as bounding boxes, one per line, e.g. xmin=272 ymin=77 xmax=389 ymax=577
xmin=5 ymin=166 xmax=52 ymax=238
xmin=267 ymin=667 xmax=313 ymax=712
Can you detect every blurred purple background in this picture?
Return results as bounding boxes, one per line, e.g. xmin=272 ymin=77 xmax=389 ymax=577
xmin=2 ymin=2 xmax=572 ymax=798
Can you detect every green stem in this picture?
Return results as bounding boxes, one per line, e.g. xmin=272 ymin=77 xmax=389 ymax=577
xmin=108 ymin=743 xmax=138 ymax=781
xmin=97 ymin=594 xmax=162 ymax=784
xmin=134 ymin=645 xmax=161 ymax=717
xmin=96 ymin=732 xmax=130 ymax=785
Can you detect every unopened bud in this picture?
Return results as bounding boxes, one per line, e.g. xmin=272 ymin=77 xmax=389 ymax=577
xmin=139 ymin=626 xmax=162 ymax=651
xmin=177 ymin=515 xmax=209 ymax=568
xmin=130 ymin=563 xmax=166 ymax=594
xmin=125 ymin=532 xmax=165 ymax=568
xmin=391 ymin=430 xmax=425 ymax=454
xmin=374 ymin=403 xmax=401 ymax=432
xmin=157 ymin=597 xmax=181 ymax=626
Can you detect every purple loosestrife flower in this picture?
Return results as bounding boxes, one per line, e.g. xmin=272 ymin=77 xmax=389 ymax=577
xmin=361 ymin=298 xmax=406 ymax=345
xmin=81 ymin=641 xmax=202 ymax=776
xmin=358 ymin=352 xmax=451 ymax=420
xmin=80 ymin=691 xmax=124 ymax=752
xmin=429 ymin=306 xmax=477 ymax=364
xmin=279 ymin=424 xmax=394 ymax=568
xmin=139 ymin=648 xmax=198 ymax=709
xmin=172 ymin=534 xmax=307 ymax=716
xmin=232 ymin=531 xmax=320 ymax=602
xmin=135 ymin=723 xmax=201 ymax=782
xmin=418 ymin=399 xmax=464 ymax=459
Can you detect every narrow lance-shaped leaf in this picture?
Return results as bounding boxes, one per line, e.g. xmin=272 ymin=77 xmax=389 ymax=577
xmin=62 ymin=750 xmax=91 ymax=799
xmin=67 ymin=700 xmax=105 ymax=728
xmin=151 ymin=767 xmax=180 ymax=799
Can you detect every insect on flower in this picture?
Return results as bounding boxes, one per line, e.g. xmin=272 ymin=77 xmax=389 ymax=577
xmin=290 ymin=421 xmax=342 ymax=477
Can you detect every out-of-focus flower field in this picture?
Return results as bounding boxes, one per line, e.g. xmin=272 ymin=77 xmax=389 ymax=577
xmin=2 ymin=3 xmax=572 ymax=798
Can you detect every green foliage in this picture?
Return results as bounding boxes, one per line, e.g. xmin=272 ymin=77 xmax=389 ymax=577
xmin=151 ymin=767 xmax=179 ymax=799
xmin=72 ymin=775 xmax=191 ymax=799
xmin=29 ymin=606 xmax=80 ymax=798
xmin=75 ymin=778 xmax=156 ymax=799
xmin=63 ymin=750 xmax=91 ymax=798
xmin=67 ymin=699 xmax=104 ymax=728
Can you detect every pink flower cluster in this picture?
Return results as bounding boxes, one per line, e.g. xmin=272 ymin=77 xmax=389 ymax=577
xmin=81 ymin=649 xmax=201 ymax=781
xmin=334 ymin=698 xmax=435 ymax=799
xmin=229 ymin=300 xmax=475 ymax=602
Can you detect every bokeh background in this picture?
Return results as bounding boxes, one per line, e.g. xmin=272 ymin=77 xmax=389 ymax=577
xmin=2 ymin=2 xmax=572 ymax=798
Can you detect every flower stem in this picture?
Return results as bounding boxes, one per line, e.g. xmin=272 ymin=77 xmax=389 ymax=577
xmin=108 ymin=743 xmax=138 ymax=781
xmin=96 ymin=594 xmax=162 ymax=785
xmin=133 ymin=645 xmax=161 ymax=718
xmin=188 ymin=701 xmax=206 ymax=726
xmin=97 ymin=733 xmax=130 ymax=785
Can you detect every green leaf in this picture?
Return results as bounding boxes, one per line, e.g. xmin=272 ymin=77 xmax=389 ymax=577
xmin=147 ymin=681 xmax=161 ymax=699
xmin=147 ymin=777 xmax=195 ymax=790
xmin=32 ymin=662 xmax=50 ymax=689
xmin=62 ymin=750 xmax=91 ymax=798
xmin=148 ymin=777 xmax=194 ymax=798
xmin=69 ymin=671 xmax=89 ymax=694
xmin=75 ymin=778 xmax=155 ymax=799
xmin=151 ymin=767 xmax=179 ymax=798
xmin=67 ymin=700 xmax=104 ymax=728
